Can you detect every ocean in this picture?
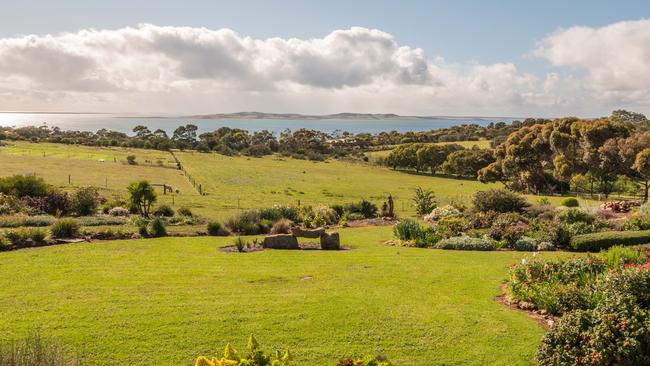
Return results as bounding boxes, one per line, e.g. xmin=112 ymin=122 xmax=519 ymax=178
xmin=0 ymin=113 xmax=518 ymax=135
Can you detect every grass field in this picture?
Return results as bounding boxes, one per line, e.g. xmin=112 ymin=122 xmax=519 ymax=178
xmin=174 ymin=151 xmax=500 ymax=219
xmin=0 ymin=225 xmax=569 ymax=365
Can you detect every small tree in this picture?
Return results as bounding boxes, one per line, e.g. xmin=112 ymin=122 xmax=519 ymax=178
xmin=126 ymin=155 xmax=137 ymax=165
xmin=413 ymin=187 xmax=436 ymax=215
xmin=127 ymin=180 xmax=157 ymax=217
xmin=70 ymin=187 xmax=100 ymax=216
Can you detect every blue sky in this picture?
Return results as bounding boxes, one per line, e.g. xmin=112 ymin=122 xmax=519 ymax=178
xmin=0 ymin=1 xmax=649 ymax=116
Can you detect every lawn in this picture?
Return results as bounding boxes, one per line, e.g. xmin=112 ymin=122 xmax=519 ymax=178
xmin=174 ymin=151 xmax=500 ymax=219
xmin=0 ymin=225 xmax=567 ymax=365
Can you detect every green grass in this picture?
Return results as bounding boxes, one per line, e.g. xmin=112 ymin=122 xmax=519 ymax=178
xmin=175 ymin=152 xmax=500 ymax=219
xmin=0 ymin=226 xmax=569 ymax=365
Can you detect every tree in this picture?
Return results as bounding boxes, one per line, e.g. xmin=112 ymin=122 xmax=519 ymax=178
xmin=442 ymin=148 xmax=495 ymax=178
xmin=127 ymin=180 xmax=157 ymax=217
xmin=633 ymin=148 xmax=650 ymax=202
xmin=132 ymin=125 xmax=152 ymax=139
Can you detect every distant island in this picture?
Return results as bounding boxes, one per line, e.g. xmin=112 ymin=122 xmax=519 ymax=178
xmin=178 ymin=112 xmax=515 ymax=120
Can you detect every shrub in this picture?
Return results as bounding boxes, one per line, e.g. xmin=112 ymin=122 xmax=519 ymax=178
xmin=177 ymin=207 xmax=193 ymax=217
xmin=624 ymin=214 xmax=650 ymax=231
xmin=513 ymin=236 xmax=538 ymax=251
xmin=0 ymin=332 xmax=81 ymax=366
xmin=146 ymin=217 xmax=167 ymax=237
xmin=423 ymin=205 xmax=460 ymax=222
xmin=435 ymin=216 xmax=469 ymax=238
xmin=233 ymin=237 xmax=247 ymax=253
xmin=571 ymin=230 xmax=650 ymax=252
xmin=50 ymin=218 xmax=80 ymax=238
xmin=344 ymin=200 xmax=378 ymax=218
xmin=25 ymin=190 xmax=70 ymax=216
xmin=435 ymin=236 xmax=495 ymax=251
xmin=331 ymin=204 xmax=345 ymax=218
xmin=207 ymin=221 xmax=230 ymax=236
xmin=0 ymin=174 xmax=50 ymax=197
xmin=126 ymin=155 xmax=137 ymax=165
xmin=536 ymin=296 xmax=650 ymax=366
xmin=600 ymin=245 xmax=645 ymax=268
xmin=153 ymin=204 xmax=175 ymax=217
xmin=271 ymin=218 xmax=292 ymax=234
xmin=225 ymin=210 xmax=270 ymax=235
xmin=346 ymin=212 xmax=366 ymax=221
xmin=599 ymin=267 xmax=650 ymax=308
xmin=337 ymin=355 xmax=394 ymax=366
xmin=259 ymin=205 xmax=300 ymax=223
xmin=472 ymin=188 xmax=528 ymax=213
xmin=393 ymin=219 xmax=422 ymax=241
xmin=69 ymin=187 xmax=100 ymax=216
xmin=3 ymin=228 xmax=46 ymax=248
xmin=555 ymin=207 xmax=595 ymax=225
xmin=522 ymin=204 xmax=554 ymax=220
xmin=108 ymin=206 xmax=130 ymax=217
xmin=559 ymin=197 xmax=579 ymax=207
xmin=412 ymin=187 xmax=436 ymax=216
xmin=0 ymin=214 xmax=56 ymax=228
xmin=536 ymin=241 xmax=556 ymax=251
xmin=194 ymin=335 xmax=290 ymax=366
xmin=313 ymin=205 xmax=338 ymax=225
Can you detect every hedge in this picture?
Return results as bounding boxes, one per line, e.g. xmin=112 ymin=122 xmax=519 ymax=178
xmin=570 ymin=230 xmax=650 ymax=252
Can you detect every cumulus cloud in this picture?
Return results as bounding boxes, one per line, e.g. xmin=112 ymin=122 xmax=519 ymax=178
xmin=0 ymin=22 xmax=648 ymax=115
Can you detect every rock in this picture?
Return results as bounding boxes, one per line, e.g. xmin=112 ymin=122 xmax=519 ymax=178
xmin=517 ymin=301 xmax=536 ymax=311
xmin=320 ymin=232 xmax=340 ymax=250
xmin=291 ymin=227 xmax=325 ymax=238
xmin=262 ymin=234 xmax=299 ymax=249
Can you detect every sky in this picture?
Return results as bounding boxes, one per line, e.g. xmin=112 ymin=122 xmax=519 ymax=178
xmin=0 ymin=0 xmax=649 ymax=117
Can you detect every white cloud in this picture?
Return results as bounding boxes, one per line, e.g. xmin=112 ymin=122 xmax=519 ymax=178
xmin=0 ymin=22 xmax=649 ymax=116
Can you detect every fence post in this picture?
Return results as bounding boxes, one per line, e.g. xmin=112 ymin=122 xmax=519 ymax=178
xmin=68 ymin=174 xmax=71 ymax=185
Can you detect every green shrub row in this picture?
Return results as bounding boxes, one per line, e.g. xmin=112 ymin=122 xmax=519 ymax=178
xmin=571 ymin=230 xmax=650 ymax=252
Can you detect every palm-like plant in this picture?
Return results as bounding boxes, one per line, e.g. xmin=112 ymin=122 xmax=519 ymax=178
xmin=413 ymin=186 xmax=436 ymax=215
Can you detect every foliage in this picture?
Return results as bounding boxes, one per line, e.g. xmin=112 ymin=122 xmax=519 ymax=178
xmin=393 ymin=219 xmax=422 ymax=241
xmin=336 ymin=355 xmax=394 ymax=366
xmin=258 ymin=205 xmax=300 ymax=223
xmin=207 ymin=221 xmax=230 ymax=236
xmin=108 ymin=206 xmax=130 ymax=217
xmin=0 ymin=214 xmax=56 ymax=228
xmin=177 ymin=207 xmax=194 ymax=217
xmin=599 ymin=245 xmax=645 ymax=268
xmin=472 ymin=189 xmax=528 ymax=213
xmin=312 ymin=205 xmax=338 ymax=225
xmin=225 ymin=210 xmax=270 ymax=235
xmin=441 ymin=148 xmax=495 ymax=178
xmin=2 ymin=228 xmax=46 ymax=249
xmin=194 ymin=335 xmax=290 ymax=366
xmin=126 ymin=155 xmax=137 ymax=165
xmin=412 ymin=187 xmax=436 ymax=216
xmin=343 ymin=200 xmax=378 ymax=219
xmin=571 ymin=230 xmax=650 ymax=252
xmin=559 ymin=197 xmax=579 ymax=207
xmin=146 ymin=217 xmax=167 ymax=238
xmin=434 ymin=216 xmax=469 ymax=238
xmin=271 ymin=218 xmax=293 ymax=234
xmin=422 ymin=205 xmax=460 ymax=222
xmin=512 ymin=236 xmax=538 ymax=251
xmin=153 ymin=204 xmax=175 ymax=217
xmin=233 ymin=237 xmax=247 ymax=253
xmin=555 ymin=207 xmax=595 ymax=225
xmin=127 ymin=180 xmax=157 ymax=217
xmin=50 ymin=218 xmax=80 ymax=239
xmin=0 ymin=174 xmax=50 ymax=198
xmin=69 ymin=187 xmax=100 ymax=216
xmin=0 ymin=332 xmax=81 ymax=366
xmin=435 ymin=236 xmax=495 ymax=251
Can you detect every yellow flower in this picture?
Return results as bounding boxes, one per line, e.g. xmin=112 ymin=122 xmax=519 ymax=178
xmin=247 ymin=334 xmax=259 ymax=350
xmin=194 ymin=356 xmax=215 ymax=366
xmin=223 ymin=343 xmax=239 ymax=361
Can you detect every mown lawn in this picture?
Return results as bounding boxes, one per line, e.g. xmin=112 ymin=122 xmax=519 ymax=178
xmin=0 ymin=226 xmax=568 ymax=365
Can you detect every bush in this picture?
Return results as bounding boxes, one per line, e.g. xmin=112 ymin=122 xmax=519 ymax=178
xmin=345 ymin=212 xmax=366 ymax=221
xmin=435 ymin=216 xmax=469 ymax=238
xmin=600 ymin=245 xmax=645 ymax=268
xmin=146 ymin=217 xmax=167 ymax=237
xmin=523 ymin=204 xmax=554 ymax=220
xmin=108 ymin=206 xmax=130 ymax=217
xmin=571 ymin=230 xmax=650 ymax=252
xmin=225 ymin=210 xmax=270 ymax=235
xmin=259 ymin=205 xmax=300 ymax=223
xmin=435 ymin=236 xmax=495 ymax=251
xmin=177 ymin=207 xmax=193 ymax=217
xmin=69 ymin=187 xmax=100 ymax=216
xmin=313 ymin=205 xmax=338 ymax=225
xmin=153 ymin=204 xmax=175 ymax=217
xmin=513 ymin=236 xmax=538 ymax=251
xmin=126 ymin=155 xmax=137 ymax=165
xmin=472 ymin=188 xmax=528 ymax=213
xmin=337 ymin=355 xmax=394 ymax=366
xmin=344 ymin=200 xmax=378 ymax=218
xmin=207 ymin=221 xmax=230 ymax=236
xmin=233 ymin=237 xmax=247 ymax=253
xmin=0 ymin=214 xmax=56 ymax=228
xmin=413 ymin=187 xmax=436 ymax=216
xmin=0 ymin=332 xmax=81 ymax=366
xmin=0 ymin=174 xmax=50 ymax=197
xmin=3 ymin=228 xmax=46 ymax=248
xmin=194 ymin=335 xmax=290 ymax=366
xmin=393 ymin=219 xmax=422 ymax=241
xmin=423 ymin=205 xmax=460 ymax=222
xmin=559 ymin=197 xmax=579 ymax=207
xmin=50 ymin=218 xmax=80 ymax=238
xmin=555 ymin=207 xmax=595 ymax=225
xmin=271 ymin=218 xmax=293 ymax=234
xmin=536 ymin=296 xmax=650 ymax=366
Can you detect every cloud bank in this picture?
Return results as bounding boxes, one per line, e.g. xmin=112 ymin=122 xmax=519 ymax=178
xmin=0 ymin=21 xmax=649 ymax=116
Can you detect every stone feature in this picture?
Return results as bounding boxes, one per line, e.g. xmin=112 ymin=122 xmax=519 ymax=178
xmin=320 ymin=232 xmax=340 ymax=250
xmin=262 ymin=234 xmax=299 ymax=249
xmin=291 ymin=227 xmax=325 ymax=238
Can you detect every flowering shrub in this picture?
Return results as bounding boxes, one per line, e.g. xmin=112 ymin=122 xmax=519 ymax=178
xmin=194 ymin=335 xmax=290 ymax=366
xmin=435 ymin=235 xmax=495 ymax=251
xmin=108 ymin=206 xmax=130 ymax=217
xmin=423 ymin=205 xmax=460 ymax=222
xmin=434 ymin=216 xmax=469 ymax=238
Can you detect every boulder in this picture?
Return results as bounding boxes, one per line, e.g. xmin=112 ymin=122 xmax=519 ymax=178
xmin=320 ymin=232 xmax=340 ymax=250
xmin=291 ymin=227 xmax=326 ymax=238
xmin=262 ymin=234 xmax=299 ymax=249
